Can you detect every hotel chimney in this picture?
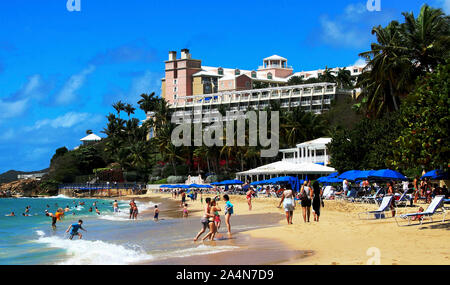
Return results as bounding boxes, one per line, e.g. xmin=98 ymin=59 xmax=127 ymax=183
xmin=168 ymin=51 xmax=177 ymax=61
xmin=181 ymin=48 xmax=190 ymax=59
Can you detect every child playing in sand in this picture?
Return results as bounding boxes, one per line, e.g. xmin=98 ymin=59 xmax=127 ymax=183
xmin=183 ymin=203 xmax=189 ymax=218
xmin=154 ymin=205 xmax=159 ymax=221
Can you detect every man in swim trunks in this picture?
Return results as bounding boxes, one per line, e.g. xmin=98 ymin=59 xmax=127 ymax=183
xmin=129 ymin=199 xmax=136 ymax=219
xmin=113 ymin=200 xmax=119 ymax=213
xmin=66 ymin=220 xmax=86 ymax=240
xmin=154 ymin=205 xmax=159 ymax=221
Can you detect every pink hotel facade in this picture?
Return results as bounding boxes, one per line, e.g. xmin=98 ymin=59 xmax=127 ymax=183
xmin=161 ymin=49 xmax=364 ymax=107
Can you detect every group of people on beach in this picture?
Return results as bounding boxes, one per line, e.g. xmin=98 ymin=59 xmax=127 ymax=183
xmin=278 ymin=180 xmax=323 ymax=225
xmin=194 ymin=194 xmax=233 ymax=242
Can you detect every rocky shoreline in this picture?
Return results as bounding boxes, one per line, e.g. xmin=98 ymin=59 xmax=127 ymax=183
xmin=0 ymin=179 xmax=45 ymax=197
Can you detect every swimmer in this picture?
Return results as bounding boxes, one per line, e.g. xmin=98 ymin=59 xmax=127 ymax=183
xmin=66 ymin=220 xmax=86 ymax=240
xmin=95 ymin=207 xmax=100 ymax=215
xmin=183 ymin=203 xmax=188 ymax=218
xmin=6 ymin=212 xmax=15 ymax=216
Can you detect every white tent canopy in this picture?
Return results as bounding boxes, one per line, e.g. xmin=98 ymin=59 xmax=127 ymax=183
xmin=237 ymin=161 xmax=336 ymax=176
xmin=80 ymin=133 xmax=102 ymax=142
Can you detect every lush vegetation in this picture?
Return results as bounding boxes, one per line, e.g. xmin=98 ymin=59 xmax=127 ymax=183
xmin=328 ymin=4 xmax=449 ymax=176
xmin=39 ymin=4 xmax=448 ymax=187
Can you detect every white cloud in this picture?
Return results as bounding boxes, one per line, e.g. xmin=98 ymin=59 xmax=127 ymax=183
xmin=319 ymin=16 xmax=368 ymax=48
xmin=128 ymin=71 xmax=158 ymax=100
xmin=55 ymin=65 xmax=95 ymax=105
xmin=0 ymin=98 xmax=28 ymax=119
xmin=353 ymin=58 xmax=367 ymax=66
xmin=28 ymin=112 xmax=98 ymax=130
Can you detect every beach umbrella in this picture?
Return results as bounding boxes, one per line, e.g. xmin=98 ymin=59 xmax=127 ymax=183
xmin=367 ymin=169 xmax=408 ymax=181
xmin=352 ymin=170 xmax=375 ymax=180
xmin=338 ymin=170 xmax=362 ymax=181
xmin=421 ymin=169 xmax=448 ymax=180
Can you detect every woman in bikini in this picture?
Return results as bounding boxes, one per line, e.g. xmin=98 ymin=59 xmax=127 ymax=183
xmin=246 ymin=188 xmax=255 ymax=211
xmin=211 ymin=200 xmax=222 ymax=240
xmin=202 ymin=200 xmax=220 ymax=241
xmin=194 ymin=198 xmax=212 ymax=241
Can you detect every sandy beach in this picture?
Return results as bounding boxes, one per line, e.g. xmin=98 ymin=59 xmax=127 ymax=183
xmin=129 ymin=191 xmax=449 ymax=265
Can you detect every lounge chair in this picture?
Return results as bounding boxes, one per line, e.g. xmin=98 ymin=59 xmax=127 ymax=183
xmin=358 ymin=196 xmax=394 ymax=220
xmin=394 ymin=191 xmax=412 ymax=208
xmin=361 ymin=188 xmax=383 ymax=204
xmin=395 ymin=195 xmax=446 ymax=226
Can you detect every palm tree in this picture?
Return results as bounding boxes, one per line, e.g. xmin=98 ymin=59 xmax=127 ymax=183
xmin=137 ymin=92 xmax=157 ymax=113
xmin=402 ymin=5 xmax=450 ymax=74
xmin=124 ymin=104 xmax=136 ymax=119
xmin=112 ymin=101 xmax=125 ymax=118
xmin=319 ymin=67 xmax=336 ymax=83
xmin=85 ymin=129 xmax=93 ymax=135
xmin=335 ymin=68 xmax=353 ymax=89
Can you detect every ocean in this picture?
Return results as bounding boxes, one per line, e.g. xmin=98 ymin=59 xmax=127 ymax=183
xmin=0 ymin=195 xmax=285 ymax=265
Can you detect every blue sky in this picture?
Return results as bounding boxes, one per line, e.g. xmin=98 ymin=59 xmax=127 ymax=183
xmin=0 ymin=0 xmax=448 ymax=173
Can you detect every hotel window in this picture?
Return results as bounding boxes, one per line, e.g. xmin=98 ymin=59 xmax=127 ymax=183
xmin=251 ymin=71 xmax=257 ymax=78
xmin=267 ymin=72 xmax=273 ymax=80
xmin=218 ymin=68 xmax=223 ymax=75
xmin=235 ymin=69 xmax=240 ymax=75
xmin=173 ymin=94 xmax=177 ymax=99
xmin=353 ymin=69 xmax=358 ymax=73
xmin=173 ymin=79 xmax=177 ymax=84
xmin=173 ymin=87 xmax=177 ymax=92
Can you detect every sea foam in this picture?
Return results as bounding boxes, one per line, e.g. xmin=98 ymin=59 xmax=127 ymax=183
xmin=34 ymin=231 xmax=153 ymax=265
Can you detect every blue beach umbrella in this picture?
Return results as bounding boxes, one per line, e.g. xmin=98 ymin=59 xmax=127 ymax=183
xmin=421 ymin=169 xmax=448 ymax=180
xmin=338 ymin=170 xmax=362 ymax=181
xmin=367 ymin=169 xmax=408 ymax=181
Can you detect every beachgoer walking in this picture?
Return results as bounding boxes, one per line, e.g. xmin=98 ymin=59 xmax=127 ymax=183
xmin=181 ymin=191 xmax=186 ymax=207
xmin=204 ymin=200 xmax=221 ymax=241
xmin=194 ymin=197 xmax=213 ymax=241
xmin=246 ymin=188 xmax=255 ymax=211
xmin=300 ymin=180 xmax=312 ymax=223
xmin=312 ymin=181 xmax=323 ymax=222
xmin=66 ymin=220 xmax=86 ymax=240
xmin=413 ymin=176 xmax=420 ymax=204
xmin=278 ymin=188 xmax=295 ymax=225
xmin=223 ymin=194 xmax=233 ymax=238
xmin=183 ymin=203 xmax=189 ymax=218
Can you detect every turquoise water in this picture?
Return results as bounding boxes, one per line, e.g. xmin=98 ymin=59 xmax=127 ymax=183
xmin=0 ymin=195 xmax=258 ymax=265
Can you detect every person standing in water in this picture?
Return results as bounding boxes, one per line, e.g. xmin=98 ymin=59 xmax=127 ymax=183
xmin=154 ymin=205 xmax=159 ymax=221
xmin=66 ymin=220 xmax=86 ymax=240
xmin=183 ymin=203 xmax=189 ymax=218
xmin=129 ymin=199 xmax=136 ymax=219
xmin=223 ymin=194 xmax=233 ymax=238
xmin=194 ymin=198 xmax=212 ymax=242
xmin=113 ymin=200 xmax=119 ymax=213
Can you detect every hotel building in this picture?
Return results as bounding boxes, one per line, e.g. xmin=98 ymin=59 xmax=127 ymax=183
xmin=158 ymin=49 xmax=364 ymax=123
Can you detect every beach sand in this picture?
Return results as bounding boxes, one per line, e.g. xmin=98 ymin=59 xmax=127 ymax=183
xmin=124 ymin=192 xmax=449 ymax=265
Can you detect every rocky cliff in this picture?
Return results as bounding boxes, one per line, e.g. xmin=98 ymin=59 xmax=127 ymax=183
xmin=0 ymin=179 xmax=42 ymax=197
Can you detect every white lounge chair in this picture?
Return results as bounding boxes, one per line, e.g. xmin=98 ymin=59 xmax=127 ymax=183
xmin=361 ymin=188 xmax=383 ymax=204
xmin=358 ymin=196 xmax=394 ymax=220
xmin=394 ymin=191 xmax=412 ymax=207
xmin=395 ymin=195 xmax=446 ymax=226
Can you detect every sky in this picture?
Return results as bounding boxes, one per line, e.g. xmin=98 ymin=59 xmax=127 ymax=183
xmin=0 ymin=0 xmax=448 ymax=173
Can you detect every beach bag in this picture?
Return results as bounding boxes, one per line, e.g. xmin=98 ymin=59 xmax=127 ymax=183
xmin=300 ymin=190 xmax=308 ymax=201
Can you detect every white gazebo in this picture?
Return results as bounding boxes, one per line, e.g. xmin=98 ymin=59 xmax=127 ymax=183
xmin=237 ymin=137 xmax=336 ymax=182
xmin=80 ymin=133 xmax=102 ymax=145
